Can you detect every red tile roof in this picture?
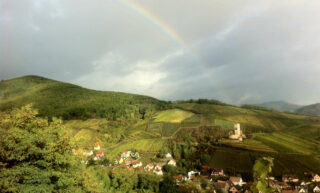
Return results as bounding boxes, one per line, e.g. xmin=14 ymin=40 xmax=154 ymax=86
xmin=230 ymin=177 xmax=241 ymax=182
xmin=96 ymin=151 xmax=104 ymax=157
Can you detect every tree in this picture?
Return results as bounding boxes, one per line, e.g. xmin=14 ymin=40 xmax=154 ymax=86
xmin=159 ymin=175 xmax=177 ymax=193
xmin=0 ymin=104 xmax=103 ymax=192
xmin=251 ymin=157 xmax=274 ymax=193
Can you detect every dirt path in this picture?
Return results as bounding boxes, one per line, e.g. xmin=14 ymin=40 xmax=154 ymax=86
xmin=200 ymin=116 xmax=206 ymax=126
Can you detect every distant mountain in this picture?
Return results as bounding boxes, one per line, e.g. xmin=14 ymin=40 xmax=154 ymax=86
xmin=254 ymin=101 xmax=302 ymax=112
xmin=295 ymin=103 xmax=320 ymax=116
xmin=0 ymin=75 xmax=167 ymax=119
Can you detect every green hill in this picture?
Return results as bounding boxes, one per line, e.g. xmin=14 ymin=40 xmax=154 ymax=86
xmin=1 ymin=75 xmax=320 ymax=176
xmin=0 ymin=75 xmax=167 ymax=119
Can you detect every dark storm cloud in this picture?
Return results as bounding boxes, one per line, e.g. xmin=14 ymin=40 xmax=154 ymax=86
xmin=1 ymin=0 xmax=320 ymax=105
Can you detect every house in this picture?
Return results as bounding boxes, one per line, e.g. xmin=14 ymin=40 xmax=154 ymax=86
xmin=283 ymin=175 xmax=299 ymax=183
xmin=145 ymin=163 xmax=154 ymax=171
xmin=93 ymin=151 xmax=104 ymax=160
xmin=213 ymin=181 xmax=229 ymax=193
xmin=272 ymin=181 xmax=290 ymax=191
xmin=132 ymin=161 xmax=142 ymax=168
xmin=155 ymin=163 xmax=163 ymax=171
xmin=82 ymin=149 xmax=93 ymax=157
xmin=188 ymin=171 xmax=201 ymax=180
xmin=229 ymin=177 xmax=245 ymax=186
xmin=312 ymin=174 xmax=320 ymax=182
xmin=229 ymin=123 xmax=246 ymax=142
xmin=96 ymin=151 xmax=104 ymax=157
xmin=94 ymin=144 xmax=100 ymax=150
xmin=153 ymin=168 xmax=163 ymax=175
xmin=282 ymin=190 xmax=299 ymax=193
xmin=168 ymin=159 xmax=176 ymax=166
xmin=114 ymin=157 xmax=124 ymax=164
xmin=124 ymin=159 xmax=132 ymax=166
xmin=138 ymin=166 xmax=144 ymax=171
xmin=173 ymin=175 xmax=188 ymax=184
xmin=130 ymin=151 xmax=140 ymax=159
xmin=121 ymin=150 xmax=131 ymax=159
xmin=211 ymin=168 xmax=224 ymax=176
xmin=165 ymin=153 xmax=172 ymax=158
xmin=299 ymin=188 xmax=307 ymax=193
xmin=229 ymin=186 xmax=240 ymax=193
xmin=314 ymin=186 xmax=320 ymax=193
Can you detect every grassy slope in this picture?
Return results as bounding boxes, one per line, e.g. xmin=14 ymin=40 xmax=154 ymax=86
xmin=0 ymin=75 xmax=167 ymax=119
xmin=153 ymin=109 xmax=194 ymax=123
xmin=174 ymin=103 xmax=320 ymax=174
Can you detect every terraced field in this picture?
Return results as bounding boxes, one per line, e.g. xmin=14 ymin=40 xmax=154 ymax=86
xmin=253 ymin=132 xmax=320 ymax=155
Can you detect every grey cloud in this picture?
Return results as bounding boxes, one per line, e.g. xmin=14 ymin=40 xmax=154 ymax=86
xmin=1 ymin=0 xmax=320 ymax=105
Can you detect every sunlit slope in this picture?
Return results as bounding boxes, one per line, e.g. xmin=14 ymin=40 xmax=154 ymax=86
xmin=174 ymin=103 xmax=320 ymax=133
xmin=0 ymin=75 xmax=167 ymax=119
xmin=64 ymin=118 xmax=165 ymax=163
xmin=153 ymin=109 xmax=194 ymax=123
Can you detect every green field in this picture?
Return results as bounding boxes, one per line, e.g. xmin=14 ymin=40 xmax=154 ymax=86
xmin=153 ymin=109 xmax=194 ymax=123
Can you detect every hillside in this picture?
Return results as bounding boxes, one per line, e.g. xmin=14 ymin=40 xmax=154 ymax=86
xmin=295 ymin=103 xmax=320 ymax=116
xmin=0 ymin=75 xmax=168 ymax=119
xmin=254 ymin=100 xmax=302 ymax=112
xmin=1 ymin=76 xmax=320 ymax=177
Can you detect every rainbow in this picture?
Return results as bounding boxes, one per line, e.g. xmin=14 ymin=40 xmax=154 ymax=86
xmin=116 ymin=0 xmax=231 ymax=102
xmin=116 ymin=0 xmax=205 ymax=66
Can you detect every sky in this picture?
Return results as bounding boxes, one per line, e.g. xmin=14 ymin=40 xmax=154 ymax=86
xmin=1 ymin=0 xmax=320 ymax=105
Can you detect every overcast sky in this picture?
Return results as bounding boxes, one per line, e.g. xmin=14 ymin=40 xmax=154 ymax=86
xmin=1 ymin=0 xmax=320 ymax=105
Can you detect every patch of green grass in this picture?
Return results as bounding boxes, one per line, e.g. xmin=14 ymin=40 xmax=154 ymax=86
xmin=107 ymin=139 xmax=165 ymax=159
xmin=153 ymin=109 xmax=194 ymax=123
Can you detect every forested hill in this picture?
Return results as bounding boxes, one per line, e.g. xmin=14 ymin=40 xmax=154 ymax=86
xmin=0 ymin=75 xmax=168 ymax=119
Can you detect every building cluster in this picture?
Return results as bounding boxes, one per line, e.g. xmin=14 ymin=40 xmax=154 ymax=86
xmin=172 ymin=166 xmax=320 ymax=193
xmin=207 ymin=170 xmax=320 ymax=193
xmin=74 ymin=144 xmax=106 ymax=163
xmin=111 ymin=150 xmax=176 ymax=175
xmin=74 ymin=144 xmax=320 ymax=193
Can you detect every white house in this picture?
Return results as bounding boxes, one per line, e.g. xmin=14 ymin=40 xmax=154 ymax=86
xmin=188 ymin=171 xmax=200 ymax=180
xmin=229 ymin=176 xmax=245 ymax=186
xmin=93 ymin=151 xmax=104 ymax=160
xmin=82 ymin=150 xmax=93 ymax=157
xmin=314 ymin=186 xmax=320 ymax=193
xmin=167 ymin=159 xmax=176 ymax=167
xmin=313 ymin=174 xmax=320 ymax=182
xmin=130 ymin=151 xmax=140 ymax=159
xmin=121 ymin=150 xmax=131 ymax=159
xmin=132 ymin=161 xmax=142 ymax=168
xmin=165 ymin=153 xmax=172 ymax=158
xmin=154 ymin=163 xmax=163 ymax=171
xmin=153 ymin=168 xmax=163 ymax=176
xmin=299 ymin=188 xmax=307 ymax=193
xmin=282 ymin=174 xmax=299 ymax=183
xmin=145 ymin=163 xmax=154 ymax=171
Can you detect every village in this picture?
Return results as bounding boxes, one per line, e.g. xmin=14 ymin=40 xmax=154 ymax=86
xmin=74 ymin=140 xmax=320 ymax=193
